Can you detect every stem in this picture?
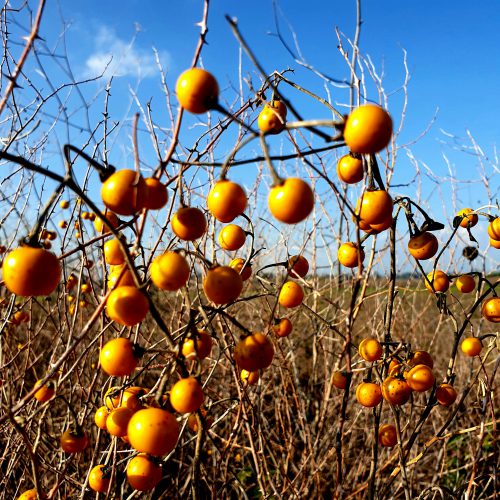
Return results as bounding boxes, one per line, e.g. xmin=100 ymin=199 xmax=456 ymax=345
xmin=63 ymin=144 xmax=114 ymax=181
xmin=384 ymin=220 xmax=397 ymax=345
xmin=27 ymin=180 xmax=66 ymax=246
xmin=219 ymin=133 xmax=258 ymax=180
xmin=132 ymin=112 xmax=140 ymax=171
xmin=9 ymin=413 xmax=43 ymax=497
xmin=225 ymin=15 xmax=333 ymax=143
xmin=213 ymin=103 xmax=258 ymax=135
xmin=259 ymin=134 xmax=283 ymax=185
xmin=191 ymin=411 xmax=205 ymax=500
xmin=0 ymin=0 xmax=47 ymax=116
xmin=368 ymin=406 xmax=381 ymax=499
xmin=169 ymin=142 xmax=346 ymax=170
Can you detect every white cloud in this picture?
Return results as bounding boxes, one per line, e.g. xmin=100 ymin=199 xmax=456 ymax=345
xmin=84 ymin=26 xmax=169 ymax=79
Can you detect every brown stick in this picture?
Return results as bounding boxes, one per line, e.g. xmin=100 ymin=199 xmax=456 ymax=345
xmin=0 ymin=0 xmax=47 ymax=116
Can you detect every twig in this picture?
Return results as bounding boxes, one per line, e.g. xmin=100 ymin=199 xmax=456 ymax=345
xmin=0 ymin=0 xmax=47 ymax=116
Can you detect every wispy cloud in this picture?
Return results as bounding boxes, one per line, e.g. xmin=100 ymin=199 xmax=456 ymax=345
xmin=84 ymin=26 xmax=169 ymax=79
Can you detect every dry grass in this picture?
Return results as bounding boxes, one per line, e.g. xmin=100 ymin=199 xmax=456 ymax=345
xmin=1 ymin=272 xmax=497 ymax=498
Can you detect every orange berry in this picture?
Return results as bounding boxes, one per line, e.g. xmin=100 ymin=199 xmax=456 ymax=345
xmin=241 ymin=369 xmax=260 ymax=386
xmin=461 ymin=337 xmax=482 ymax=357
xmin=481 ymin=297 xmax=500 ymax=323
xmin=176 ymin=68 xmax=219 ymax=114
xmin=408 ymin=351 xmax=434 ymax=369
xmin=150 ymin=251 xmax=190 ymax=291
xmin=356 ymin=190 xmax=393 ymax=226
xmin=181 ymin=331 xmax=212 ymax=360
xmin=143 ymin=178 xmax=168 ymax=210
xmin=229 ymin=258 xmax=252 ymax=281
xmin=169 ymin=377 xmax=204 ymax=414
xmin=171 ymin=207 xmax=207 ymax=241
xmin=332 ymin=371 xmax=348 ymax=390
xmin=406 ymin=364 xmax=435 ymax=392
xmin=455 ymin=275 xmax=476 ymax=294
xmin=234 ymin=333 xmax=274 ymax=372
xmin=336 ymin=154 xmax=364 ymax=184
xmin=356 ymin=381 xmax=382 ymax=407
xmin=407 ymin=232 xmax=439 ymax=260
xmin=344 ymin=105 xmax=393 ymax=154
xmin=436 ymin=383 xmax=457 ymax=406
xmin=378 ymin=424 xmax=397 ymax=447
xmin=203 ymin=266 xmax=243 ymax=305
xmin=273 ymin=318 xmax=293 ymax=338
xmin=338 ymin=242 xmax=365 ymax=268
xmin=278 ymin=281 xmax=304 ymax=308
xmin=218 ymin=224 xmax=246 ymax=251
xmin=268 ymin=178 xmax=314 ymax=224
xmin=207 ymin=180 xmax=247 ymax=223
xmin=358 ymin=338 xmax=383 ymax=362
xmin=288 ymin=255 xmax=309 ymax=278
xmin=456 ymin=208 xmax=478 ymax=228
xmin=425 ymin=270 xmax=449 ymax=293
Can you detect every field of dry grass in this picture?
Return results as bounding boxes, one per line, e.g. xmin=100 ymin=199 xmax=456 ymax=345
xmin=1 ymin=270 xmax=497 ymax=498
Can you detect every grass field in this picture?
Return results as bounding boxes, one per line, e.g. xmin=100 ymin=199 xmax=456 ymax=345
xmin=1 ymin=270 xmax=497 ymax=498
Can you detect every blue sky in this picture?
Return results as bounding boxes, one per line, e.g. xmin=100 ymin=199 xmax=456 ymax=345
xmin=39 ymin=1 xmax=499 ymax=180
xmin=49 ymin=0 xmax=500 ymax=143
xmin=5 ymin=0 xmax=499 ymax=273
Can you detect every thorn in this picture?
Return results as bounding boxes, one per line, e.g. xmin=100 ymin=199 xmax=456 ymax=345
xmin=4 ymin=75 xmax=22 ymax=88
